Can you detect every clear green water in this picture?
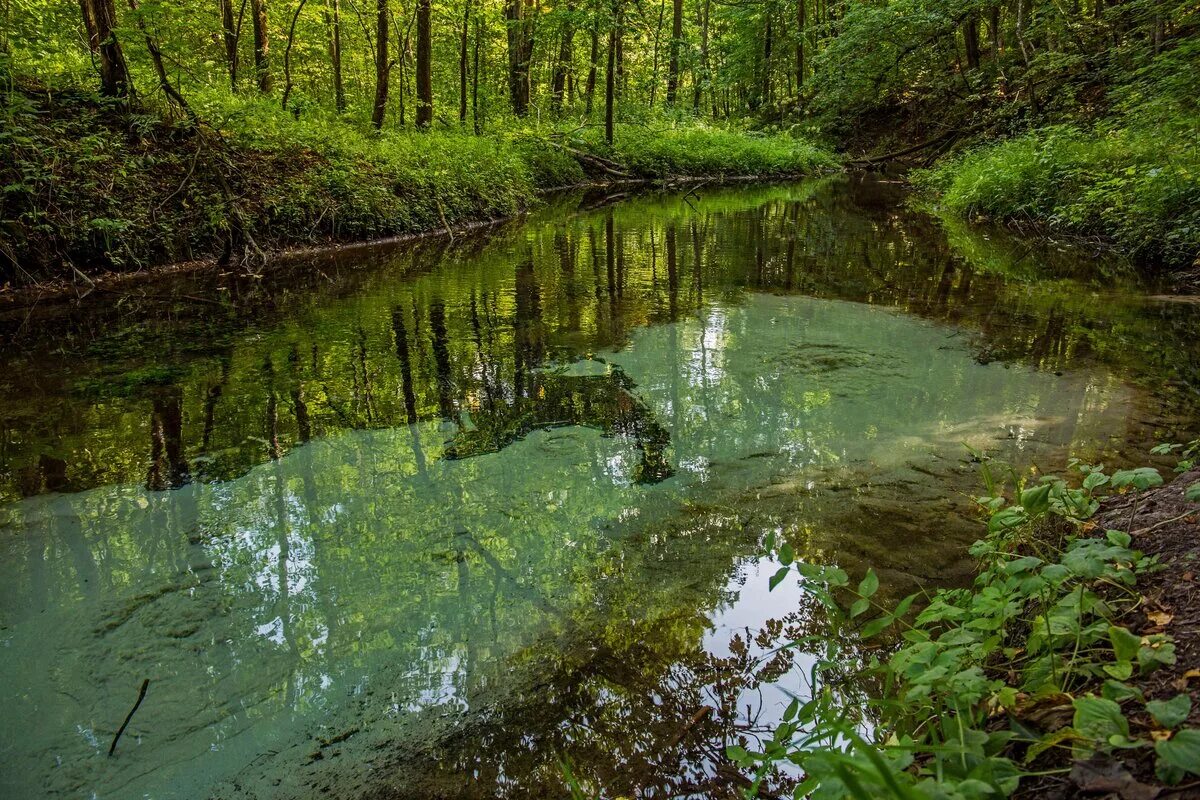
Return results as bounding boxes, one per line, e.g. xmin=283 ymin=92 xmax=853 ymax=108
xmin=1 ymin=176 xmax=1197 ymax=799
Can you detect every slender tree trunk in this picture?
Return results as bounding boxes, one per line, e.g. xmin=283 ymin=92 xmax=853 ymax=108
xmin=761 ymin=12 xmax=772 ymax=108
xmin=585 ymin=9 xmax=599 ymax=113
xmin=251 ymin=0 xmax=271 ymax=91
xmin=83 ymin=0 xmax=132 ymax=97
xmin=650 ymin=0 xmax=664 ymax=105
xmin=614 ymin=2 xmax=624 ymax=97
xmin=794 ymin=0 xmax=804 ymax=95
xmin=551 ymin=0 xmax=574 ymax=111
xmin=964 ymin=15 xmax=981 ymax=69
xmin=129 ymin=0 xmax=191 ymax=110
xmin=281 ymin=0 xmax=308 ymax=110
xmin=694 ymin=0 xmax=709 ymax=110
xmin=990 ymin=4 xmax=1001 ymax=58
xmin=372 ymin=0 xmax=390 ymax=128
xmin=326 ymin=0 xmax=345 ymax=111
xmin=505 ymin=0 xmax=534 ymax=114
xmin=666 ymin=0 xmax=682 ymax=104
xmin=415 ymin=0 xmax=432 ymax=126
xmin=459 ymin=0 xmax=470 ymax=122
xmin=605 ymin=0 xmax=617 ymax=144
xmin=472 ymin=13 xmax=482 ymax=132
xmin=221 ymin=0 xmax=239 ymax=89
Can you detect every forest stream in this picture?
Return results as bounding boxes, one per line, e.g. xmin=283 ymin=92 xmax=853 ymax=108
xmin=1 ymin=175 xmax=1198 ymax=799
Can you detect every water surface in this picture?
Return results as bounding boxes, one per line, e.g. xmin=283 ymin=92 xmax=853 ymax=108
xmin=1 ymin=176 xmax=1197 ymax=799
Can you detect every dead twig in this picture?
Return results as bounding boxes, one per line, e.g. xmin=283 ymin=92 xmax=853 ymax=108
xmin=108 ymin=678 xmax=150 ymax=757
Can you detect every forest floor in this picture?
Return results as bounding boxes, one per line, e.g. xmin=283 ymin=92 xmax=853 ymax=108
xmin=1018 ymin=470 xmax=1200 ymax=799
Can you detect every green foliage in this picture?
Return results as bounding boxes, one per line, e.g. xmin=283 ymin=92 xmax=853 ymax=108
xmin=580 ymin=123 xmax=837 ymax=178
xmin=737 ymin=453 xmax=1199 ymax=798
xmin=916 ymin=121 xmax=1200 ymax=267
xmin=0 ymin=88 xmax=829 ymax=282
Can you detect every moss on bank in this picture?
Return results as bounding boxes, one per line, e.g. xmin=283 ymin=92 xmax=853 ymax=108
xmin=0 ymin=87 xmax=833 ymax=286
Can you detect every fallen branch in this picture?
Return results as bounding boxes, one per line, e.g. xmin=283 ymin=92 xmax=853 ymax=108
xmin=848 ymin=123 xmax=986 ymax=166
xmin=543 ymin=140 xmax=633 ymax=178
xmin=109 ymin=678 xmax=150 ymax=757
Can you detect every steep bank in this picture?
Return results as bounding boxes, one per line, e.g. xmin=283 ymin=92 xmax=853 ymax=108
xmin=0 ymin=85 xmax=834 ymax=290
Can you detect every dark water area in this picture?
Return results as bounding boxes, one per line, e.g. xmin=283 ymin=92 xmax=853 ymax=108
xmin=1 ymin=175 xmax=1198 ymax=799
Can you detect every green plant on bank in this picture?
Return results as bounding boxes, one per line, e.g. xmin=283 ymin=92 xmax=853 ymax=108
xmin=731 ymin=448 xmax=1200 ymax=799
xmin=0 ymin=85 xmax=833 ymax=282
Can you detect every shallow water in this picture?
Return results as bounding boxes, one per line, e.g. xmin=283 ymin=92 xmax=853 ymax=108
xmin=1 ymin=176 xmax=1198 ymax=799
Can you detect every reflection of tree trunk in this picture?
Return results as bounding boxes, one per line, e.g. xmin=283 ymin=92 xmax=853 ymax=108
xmin=392 ymin=308 xmax=420 ymax=424
xmin=514 ymin=253 xmax=543 ymax=398
xmin=57 ymin=513 xmax=100 ymax=600
xmin=273 ymin=462 xmax=301 ymax=703
xmin=147 ymin=388 xmax=189 ymax=490
xmin=666 ymin=224 xmax=678 ymax=320
xmin=605 ymin=213 xmax=617 ymax=304
xmin=429 ymin=301 xmax=457 ymax=420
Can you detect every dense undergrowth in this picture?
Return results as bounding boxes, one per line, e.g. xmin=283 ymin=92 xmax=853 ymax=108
xmin=733 ymin=444 xmax=1200 ymax=798
xmin=0 ymin=79 xmax=832 ymax=286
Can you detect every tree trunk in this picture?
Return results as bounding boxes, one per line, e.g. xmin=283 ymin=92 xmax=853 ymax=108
xmin=472 ymin=13 xmax=482 ymax=132
xmin=794 ymin=0 xmax=804 ymax=94
xmin=281 ymin=0 xmax=308 ymax=110
xmin=372 ymin=0 xmax=390 ymax=128
xmin=129 ymin=0 xmax=192 ymax=111
xmin=650 ymin=0 xmax=664 ymax=105
xmin=251 ymin=0 xmax=271 ymax=91
xmin=585 ymin=10 xmax=599 ymax=113
xmin=326 ymin=0 xmax=345 ymax=111
xmin=551 ymin=0 xmax=574 ymax=111
xmin=83 ymin=0 xmax=132 ymax=97
xmin=693 ymin=0 xmax=709 ymax=110
xmin=415 ymin=0 xmax=432 ymax=126
xmin=761 ymin=12 xmax=772 ymax=108
xmin=221 ymin=0 xmax=239 ymax=90
xmin=665 ymin=0 xmax=682 ymax=104
xmin=605 ymin=0 xmax=617 ymax=144
xmin=459 ymin=0 xmax=470 ymax=122
xmin=964 ymin=14 xmax=981 ymax=69
xmin=505 ymin=0 xmax=535 ymax=114
xmin=989 ymin=4 xmax=1001 ymax=58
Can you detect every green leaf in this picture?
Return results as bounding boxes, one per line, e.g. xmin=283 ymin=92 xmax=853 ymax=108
xmin=778 ymin=543 xmax=794 ymax=566
xmin=892 ymin=592 xmax=918 ymax=619
xmin=1186 ymin=482 xmax=1200 ymax=503
xmin=1073 ymin=696 xmax=1130 ymax=741
xmin=849 ymin=597 xmax=870 ymax=619
xmin=860 ymin=615 xmax=894 ymax=639
xmin=1102 ymin=680 xmax=1144 ymax=703
xmin=768 ymin=566 xmax=790 ymax=591
xmin=1111 ymin=467 xmax=1163 ymax=491
xmin=1146 ymin=695 xmax=1192 ymax=729
xmin=725 ymin=744 xmax=751 ymax=763
xmin=1083 ymin=471 xmax=1110 ymax=490
xmin=1020 ymin=483 xmax=1053 ymax=515
xmin=1108 ymin=626 xmax=1140 ymax=663
xmin=858 ymin=569 xmax=879 ymax=599
xmin=1103 ymin=660 xmax=1133 ymax=680
xmin=1105 ymin=529 xmax=1131 ymax=547
xmin=1155 ymin=730 xmax=1200 ymax=778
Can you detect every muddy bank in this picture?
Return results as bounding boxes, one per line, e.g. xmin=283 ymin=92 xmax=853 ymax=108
xmin=0 ymin=175 xmax=794 ymax=310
